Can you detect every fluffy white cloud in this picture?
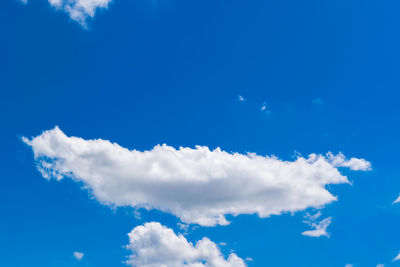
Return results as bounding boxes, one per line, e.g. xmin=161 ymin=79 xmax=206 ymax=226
xmin=23 ymin=127 xmax=371 ymax=226
xmin=73 ymin=251 xmax=84 ymax=261
xmin=302 ymin=217 xmax=331 ymax=237
xmin=24 ymin=0 xmax=112 ymax=27
xmin=126 ymin=222 xmax=246 ymax=267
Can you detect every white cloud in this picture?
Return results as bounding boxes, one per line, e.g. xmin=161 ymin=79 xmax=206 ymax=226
xmin=237 ymin=95 xmax=245 ymax=102
xmin=24 ymin=0 xmax=112 ymax=27
xmin=325 ymin=152 xmax=371 ymax=171
xmin=393 ymin=252 xmax=400 ymax=261
xmin=260 ymin=102 xmax=272 ymax=114
xmin=260 ymin=102 xmax=267 ymax=111
xmin=126 ymin=222 xmax=246 ymax=267
xmin=303 ymin=211 xmax=322 ymax=222
xmin=73 ymin=251 xmax=84 ymax=261
xmin=23 ymin=127 xmax=371 ymax=226
xmin=302 ymin=217 xmax=332 ymax=237
xmin=346 ymin=263 xmax=383 ymax=266
xmin=393 ymin=195 xmax=400 ymax=204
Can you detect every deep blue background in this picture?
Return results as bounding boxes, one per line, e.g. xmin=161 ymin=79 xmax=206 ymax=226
xmin=1 ymin=0 xmax=400 ymax=266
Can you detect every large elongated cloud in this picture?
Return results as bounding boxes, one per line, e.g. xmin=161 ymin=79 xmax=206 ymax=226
xmin=23 ymin=127 xmax=371 ymax=226
xmin=126 ymin=222 xmax=246 ymax=267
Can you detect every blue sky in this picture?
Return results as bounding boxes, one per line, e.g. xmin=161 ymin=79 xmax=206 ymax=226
xmin=1 ymin=0 xmax=400 ymax=266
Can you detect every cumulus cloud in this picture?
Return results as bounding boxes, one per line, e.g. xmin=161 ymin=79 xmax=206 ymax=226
xmin=23 ymin=127 xmax=371 ymax=226
xmin=302 ymin=217 xmax=332 ymax=237
xmin=73 ymin=251 xmax=84 ymax=261
xmin=126 ymin=222 xmax=246 ymax=267
xmin=24 ymin=0 xmax=112 ymax=27
xmin=393 ymin=195 xmax=400 ymax=204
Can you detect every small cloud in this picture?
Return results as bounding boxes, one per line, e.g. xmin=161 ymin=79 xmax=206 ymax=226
xmin=326 ymin=152 xmax=371 ymax=171
xmin=345 ymin=264 xmax=353 ymax=267
xmin=23 ymin=0 xmax=113 ymax=28
xmin=312 ymin=97 xmax=324 ymax=105
xmin=302 ymin=216 xmax=332 ymax=238
xmin=376 ymin=264 xmax=384 ymax=267
xmin=177 ymin=222 xmax=189 ymax=234
xmin=219 ymin=242 xmax=227 ymax=246
xmin=73 ymin=252 xmax=84 ymax=261
xmin=237 ymin=95 xmax=245 ymax=102
xmin=133 ymin=209 xmax=142 ymax=220
xmin=246 ymin=257 xmax=254 ymax=262
xmin=393 ymin=195 xmax=400 ymax=204
xmin=303 ymin=211 xmax=322 ymax=222
xmin=260 ymin=102 xmax=267 ymax=111
xmin=260 ymin=102 xmax=271 ymax=114
xmin=393 ymin=251 xmax=400 ymax=261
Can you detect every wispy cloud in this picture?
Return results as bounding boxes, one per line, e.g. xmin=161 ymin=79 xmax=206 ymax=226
xmin=303 ymin=211 xmax=322 ymax=222
xmin=325 ymin=152 xmax=371 ymax=171
xmin=73 ymin=251 xmax=84 ymax=261
xmin=237 ymin=95 xmax=245 ymax=102
xmin=393 ymin=251 xmax=400 ymax=262
xmin=302 ymin=216 xmax=332 ymax=237
xmin=312 ymin=97 xmax=324 ymax=105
